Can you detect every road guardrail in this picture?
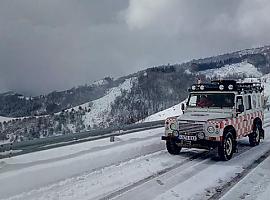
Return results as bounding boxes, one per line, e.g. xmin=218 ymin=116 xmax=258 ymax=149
xmin=0 ymin=119 xmax=165 ymax=159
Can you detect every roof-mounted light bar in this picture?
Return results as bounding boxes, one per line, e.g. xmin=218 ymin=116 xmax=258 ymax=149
xmin=188 ymin=79 xmax=263 ymax=93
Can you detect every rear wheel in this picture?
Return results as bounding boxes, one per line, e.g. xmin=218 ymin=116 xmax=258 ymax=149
xmin=218 ymin=132 xmax=234 ymax=161
xmin=249 ymin=123 xmax=261 ymax=146
xmin=166 ymin=139 xmax=181 ymax=155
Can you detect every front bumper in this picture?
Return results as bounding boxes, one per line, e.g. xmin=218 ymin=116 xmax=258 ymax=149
xmin=161 ymin=136 xmax=221 ymax=150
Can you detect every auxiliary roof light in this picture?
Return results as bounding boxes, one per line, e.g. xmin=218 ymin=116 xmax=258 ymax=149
xmin=200 ymin=85 xmax=205 ymax=90
xmin=228 ymin=84 xmax=234 ymax=90
xmin=191 ymin=85 xmax=196 ymax=90
xmin=219 ymin=85 xmax=224 ymax=90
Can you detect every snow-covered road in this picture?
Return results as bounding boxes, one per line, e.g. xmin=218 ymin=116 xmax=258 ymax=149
xmin=220 ymin=155 xmax=270 ymax=200
xmin=1 ymin=111 xmax=270 ymax=200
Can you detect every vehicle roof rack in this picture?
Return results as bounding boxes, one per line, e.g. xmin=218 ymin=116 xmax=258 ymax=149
xmin=189 ymin=79 xmax=263 ymax=93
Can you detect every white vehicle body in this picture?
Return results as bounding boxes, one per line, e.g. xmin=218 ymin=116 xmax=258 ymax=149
xmin=162 ymin=80 xmax=265 ymax=160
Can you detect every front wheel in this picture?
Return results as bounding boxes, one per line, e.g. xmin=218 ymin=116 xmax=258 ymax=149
xmin=166 ymin=139 xmax=181 ymax=155
xmin=218 ymin=132 xmax=234 ymax=161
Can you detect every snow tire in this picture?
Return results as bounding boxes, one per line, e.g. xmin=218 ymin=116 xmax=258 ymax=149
xmin=218 ymin=131 xmax=234 ymax=161
xmin=249 ymin=123 xmax=261 ymax=146
xmin=166 ymin=139 xmax=181 ymax=155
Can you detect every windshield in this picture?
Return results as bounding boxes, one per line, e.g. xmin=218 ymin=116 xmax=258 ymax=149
xmin=187 ymin=93 xmax=235 ymax=108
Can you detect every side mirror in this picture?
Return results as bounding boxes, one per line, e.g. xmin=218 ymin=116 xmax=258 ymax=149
xmin=237 ymin=104 xmax=244 ymax=113
xmin=181 ymin=103 xmax=185 ymax=111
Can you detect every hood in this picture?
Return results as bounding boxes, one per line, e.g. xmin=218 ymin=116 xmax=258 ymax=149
xmin=177 ymin=111 xmax=232 ymax=122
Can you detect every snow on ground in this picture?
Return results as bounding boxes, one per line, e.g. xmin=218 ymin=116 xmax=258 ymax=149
xmin=0 ymin=116 xmax=14 ymax=123
xmin=0 ymin=150 xmax=22 ymax=157
xmin=64 ymin=78 xmax=136 ymax=128
xmin=220 ymin=154 xmax=270 ymax=200
xmin=19 ymin=127 xmax=270 ymax=200
xmin=0 ymin=111 xmax=269 ymax=200
xmin=237 ymin=46 xmax=270 ymax=57
xmin=184 ymin=68 xmax=192 ymax=75
xmin=199 ymin=61 xmax=262 ymax=79
xmin=0 ymin=116 xmax=16 ymax=144
xmin=83 ymin=77 xmax=135 ymax=127
xmin=151 ymin=136 xmax=270 ymax=200
xmin=142 ymin=100 xmax=186 ymax=122
xmin=0 ymin=127 xmax=164 ymax=199
xmin=3 ymin=150 xmax=195 ymax=200
xmin=91 ymin=78 xmax=108 ymax=87
xmin=262 ymin=73 xmax=270 ymax=104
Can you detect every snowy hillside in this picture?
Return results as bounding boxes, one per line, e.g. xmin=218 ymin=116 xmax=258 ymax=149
xmin=142 ymin=100 xmax=186 ymax=122
xmin=0 ymin=116 xmax=14 ymax=123
xmin=83 ymin=77 xmax=136 ymax=128
xmin=66 ymin=77 xmax=137 ymax=128
xmin=199 ymin=61 xmax=262 ymax=79
xmin=237 ymin=45 xmax=270 ymax=57
xmin=262 ymin=73 xmax=270 ymax=104
xmin=2 ymin=45 xmax=270 ymax=143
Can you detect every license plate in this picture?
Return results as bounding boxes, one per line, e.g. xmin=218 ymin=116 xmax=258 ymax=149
xmin=178 ymin=135 xmax=197 ymax=141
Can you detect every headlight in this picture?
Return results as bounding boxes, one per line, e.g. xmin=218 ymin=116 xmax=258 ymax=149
xmin=172 ymin=130 xmax=179 ymax=137
xmin=219 ymin=85 xmax=224 ymax=90
xmin=170 ymin=123 xmax=177 ymax=130
xmin=197 ymin=132 xmax=205 ymax=140
xmin=207 ymin=126 xmax=215 ymax=133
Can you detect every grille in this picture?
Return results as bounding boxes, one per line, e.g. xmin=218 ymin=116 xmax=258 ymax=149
xmin=178 ymin=122 xmax=204 ymax=136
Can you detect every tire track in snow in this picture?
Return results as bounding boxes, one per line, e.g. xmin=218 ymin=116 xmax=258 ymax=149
xmin=98 ymin=150 xmax=211 ymax=200
xmin=98 ymin=141 xmax=252 ymax=200
xmin=98 ymin=112 xmax=270 ymax=200
xmin=98 ymin=139 xmax=256 ymax=200
xmin=208 ymin=148 xmax=270 ymax=200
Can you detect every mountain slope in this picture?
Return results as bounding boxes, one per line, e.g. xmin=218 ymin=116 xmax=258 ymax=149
xmin=1 ymin=45 xmax=270 ymax=143
xmin=199 ymin=61 xmax=262 ymax=79
xmin=0 ymin=77 xmax=116 ymax=117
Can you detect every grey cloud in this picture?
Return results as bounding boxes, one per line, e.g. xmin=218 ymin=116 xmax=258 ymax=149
xmin=0 ymin=0 xmax=269 ymax=95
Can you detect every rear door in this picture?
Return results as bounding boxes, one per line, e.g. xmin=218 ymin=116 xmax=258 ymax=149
xmin=243 ymin=94 xmax=253 ymax=134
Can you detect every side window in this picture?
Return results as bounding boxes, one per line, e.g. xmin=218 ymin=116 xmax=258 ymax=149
xmin=236 ymin=96 xmax=244 ymax=110
xmin=245 ymin=95 xmax=252 ymax=110
xmin=261 ymin=96 xmax=265 ymax=107
xmin=257 ymin=95 xmax=261 ymax=108
xmin=252 ymin=95 xmax=257 ymax=109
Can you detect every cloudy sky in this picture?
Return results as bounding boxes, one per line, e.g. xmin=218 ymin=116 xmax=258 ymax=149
xmin=0 ymin=0 xmax=270 ymax=95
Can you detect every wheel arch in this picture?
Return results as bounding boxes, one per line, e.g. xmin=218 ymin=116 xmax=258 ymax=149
xmin=223 ymin=125 xmax=237 ymax=140
xmin=253 ymin=117 xmax=262 ymax=129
